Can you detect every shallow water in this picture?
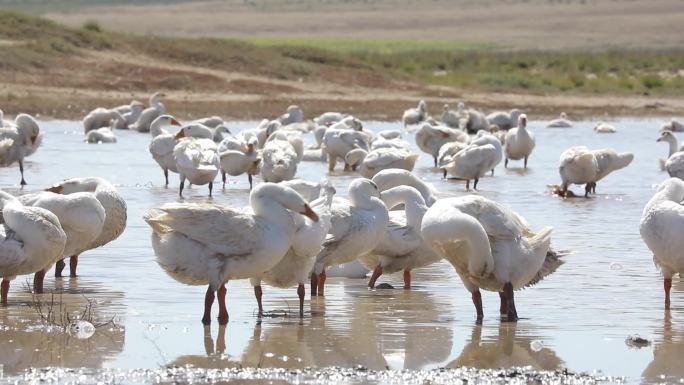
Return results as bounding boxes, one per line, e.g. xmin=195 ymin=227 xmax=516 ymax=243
xmin=0 ymin=118 xmax=682 ymax=384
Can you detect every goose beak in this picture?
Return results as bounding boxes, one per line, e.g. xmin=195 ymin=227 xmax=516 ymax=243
xmin=656 ymin=137 xmax=662 ymax=142
xmin=301 ymin=204 xmax=319 ymax=222
xmin=175 ymin=130 xmax=186 ymax=140
xmin=170 ymin=118 xmax=181 ymax=126
xmin=46 ymin=185 xmax=63 ymax=193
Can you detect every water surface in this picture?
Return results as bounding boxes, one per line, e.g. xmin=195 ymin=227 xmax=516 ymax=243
xmin=0 ymin=118 xmax=681 ymax=384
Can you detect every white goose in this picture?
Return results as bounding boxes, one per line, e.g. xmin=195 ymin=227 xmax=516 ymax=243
xmin=345 ymin=147 xmax=420 ymax=178
xmin=250 ymin=182 xmax=335 ymax=316
xmin=278 ymin=105 xmax=304 ymax=126
xmin=640 ymin=178 xmax=684 ymax=309
xmin=443 ymin=133 xmax=503 ymax=190
xmin=441 ymin=104 xmax=461 ymax=128
xmin=660 ymin=119 xmax=684 ymax=133
xmin=546 ymin=112 xmax=573 ymax=128
xmin=657 ymin=130 xmax=684 ymax=177
xmin=402 ymin=100 xmax=427 ymax=128
xmin=322 ymin=127 xmax=369 ymax=172
xmin=131 ymin=92 xmax=166 ymax=133
xmin=45 ymin=177 xmax=127 ymax=277
xmin=590 ymin=149 xmax=634 ymax=194
xmin=594 ymin=122 xmax=617 ymax=133
xmin=421 ymin=195 xmax=561 ymax=322
xmin=0 ymin=114 xmax=41 ymax=186
xmin=218 ymin=136 xmax=261 ymax=190
xmin=0 ymin=190 xmax=66 ymax=305
xmin=558 ymin=146 xmax=598 ymax=197
xmin=459 ymin=105 xmax=490 ymax=134
xmin=85 ymin=126 xmax=117 ymax=144
xmin=18 ymin=191 xmax=105 ymax=290
xmin=487 ymin=109 xmax=523 ymax=131
xmin=311 ymin=179 xmax=389 ymax=296
xmin=437 ymin=141 xmax=468 ymax=178
xmin=144 ymin=183 xmax=319 ymax=324
xmin=314 ymin=112 xmax=347 ymax=126
xmin=504 ymin=114 xmax=535 ymax=168
xmin=415 ymin=121 xmax=469 ymax=167
xmin=174 ymin=137 xmax=220 ymax=197
xmin=371 ymin=168 xmax=439 ymax=207
xmin=359 ymin=186 xmax=441 ymax=289
xmin=261 ymin=133 xmax=300 ymax=183
xmin=83 ymin=108 xmax=125 ymax=133
xmin=114 ymin=100 xmax=145 ymax=128
xmin=149 ymin=115 xmax=183 ymax=185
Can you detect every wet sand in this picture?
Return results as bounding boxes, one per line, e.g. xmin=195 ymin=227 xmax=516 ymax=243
xmin=0 ymin=118 xmax=682 ymax=384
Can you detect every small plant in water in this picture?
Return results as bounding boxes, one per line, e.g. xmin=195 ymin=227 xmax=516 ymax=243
xmin=24 ymin=284 xmax=118 ymax=338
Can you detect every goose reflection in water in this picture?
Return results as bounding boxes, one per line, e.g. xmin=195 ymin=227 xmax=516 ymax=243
xmin=642 ymin=310 xmax=684 ymax=383
xmin=448 ymin=323 xmax=563 ymax=370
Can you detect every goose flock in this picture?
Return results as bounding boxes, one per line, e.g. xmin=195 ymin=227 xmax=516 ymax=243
xmin=0 ymin=96 xmax=681 ymax=328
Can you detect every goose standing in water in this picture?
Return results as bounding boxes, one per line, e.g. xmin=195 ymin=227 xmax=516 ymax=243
xmin=421 ymin=195 xmax=562 ymax=322
xmin=345 ymin=147 xmax=420 ymax=178
xmin=546 ymin=112 xmax=573 ymax=128
xmin=218 ymin=136 xmax=261 ymax=190
xmin=402 ymin=100 xmax=427 ymax=128
xmin=415 ymin=121 xmax=469 ymax=167
xmin=640 ymin=178 xmax=684 ymax=309
xmin=360 ymin=186 xmax=441 ymax=289
xmin=149 ymin=115 xmax=183 ymax=186
xmin=144 ymin=183 xmax=319 ymax=324
xmin=114 ymin=100 xmax=145 ymax=128
xmin=311 ymin=179 xmax=389 ymax=296
xmin=0 ymin=190 xmax=66 ymax=305
xmin=174 ymin=136 xmax=220 ymax=197
xmin=18 ymin=191 xmax=105 ymax=291
xmin=442 ymin=133 xmax=503 ymax=190
xmin=657 ymin=130 xmax=684 ymax=177
xmin=0 ymin=114 xmax=41 ymax=186
xmin=322 ymin=127 xmax=369 ymax=172
xmin=504 ymin=114 xmax=535 ymax=168
xmin=250 ymin=182 xmax=335 ymax=317
xmin=441 ymin=104 xmax=461 ymax=128
xmin=558 ymin=146 xmax=598 ymax=198
xmin=131 ymin=92 xmax=166 ymax=133
xmin=44 ymin=177 xmax=127 ymax=277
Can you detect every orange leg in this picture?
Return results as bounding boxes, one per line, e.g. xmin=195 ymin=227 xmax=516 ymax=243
xmin=317 ymin=270 xmax=327 ymax=297
xmin=310 ymin=272 xmax=318 ymax=297
xmin=217 ymin=284 xmax=228 ymax=324
xmin=202 ymin=285 xmax=215 ymax=325
xmin=33 ymin=269 xmax=46 ymax=294
xmin=254 ymin=285 xmax=263 ymax=316
xmin=55 ymin=259 xmax=66 ymax=277
xmin=297 ymin=284 xmax=305 ymax=317
xmin=1 ymin=279 xmax=9 ymax=305
xmin=368 ymin=264 xmax=383 ymax=288
xmin=665 ymin=277 xmax=672 ymax=310
xmin=403 ymin=269 xmax=411 ymax=289
xmin=69 ymin=255 xmax=78 ymax=277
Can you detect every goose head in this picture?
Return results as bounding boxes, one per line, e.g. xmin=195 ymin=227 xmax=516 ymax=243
xmin=418 ymin=100 xmax=427 ymax=112
xmin=46 ymin=177 xmax=105 ymax=194
xmin=175 ymin=123 xmax=213 ymax=140
xmin=348 ymin=178 xmax=381 ymax=208
xmin=151 ymin=114 xmax=181 ymax=134
xmin=657 ymin=130 xmax=676 ymax=144
xmin=443 ymin=104 xmax=450 ymax=112
xmin=560 ymin=112 xmax=568 ymax=119
xmin=517 ymin=114 xmax=528 ymax=129
xmin=250 ymin=183 xmax=319 ymax=222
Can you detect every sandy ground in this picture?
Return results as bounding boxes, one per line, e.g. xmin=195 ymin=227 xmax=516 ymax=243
xmin=44 ymin=0 xmax=684 ymax=50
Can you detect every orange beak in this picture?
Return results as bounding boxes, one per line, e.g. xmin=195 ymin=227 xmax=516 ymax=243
xmin=170 ymin=118 xmax=181 ymax=126
xmin=175 ymin=130 xmax=186 ymax=140
xmin=46 ymin=185 xmax=63 ymax=194
xmin=246 ymin=143 xmax=255 ymax=154
xmin=300 ymin=204 xmax=319 ymax=222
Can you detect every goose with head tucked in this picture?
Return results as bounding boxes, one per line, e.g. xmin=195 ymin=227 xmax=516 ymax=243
xmin=174 ymin=136 xmax=219 ymax=198
xmin=371 ymin=168 xmax=439 ymax=207
xmin=594 ymin=122 xmax=617 ymax=133
xmin=85 ymin=124 xmax=117 ymax=144
xmin=261 ymin=132 xmax=300 ymax=183
xmin=640 ymin=178 xmax=684 ymax=310
xmin=44 ymin=177 xmax=127 ymax=277
xmin=251 ymin=181 xmax=335 ymax=317
xmin=415 ymin=121 xmax=469 ymax=167
xmin=311 ymin=179 xmax=389 ymax=296
xmin=345 ymin=147 xmax=420 ymax=178
xmin=0 ymin=190 xmax=67 ymax=305
xmin=421 ymin=195 xmax=562 ymax=322
xmin=18 ymin=190 xmax=105 ymax=291
xmin=144 ymin=182 xmax=319 ymax=324
xmin=443 ymin=132 xmax=503 ymax=190
xmin=487 ymin=109 xmax=523 ymax=131
xmin=359 ymin=186 xmax=441 ymax=290
xmin=557 ymin=146 xmax=598 ymax=198
xmin=322 ymin=127 xmax=369 ymax=172
xmin=0 ymin=114 xmax=41 ymax=186
xmin=218 ymin=135 xmax=261 ymax=190
xmin=504 ymin=114 xmax=535 ymax=168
